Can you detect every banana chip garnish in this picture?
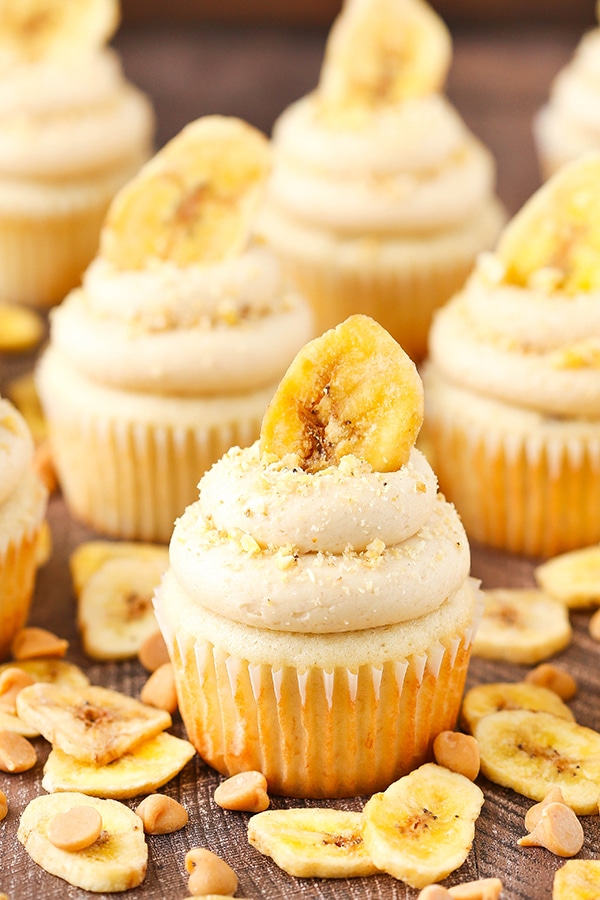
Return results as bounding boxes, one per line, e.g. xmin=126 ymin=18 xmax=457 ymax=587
xmin=460 ymin=681 xmax=575 ymax=735
xmin=553 ymin=859 xmax=600 ymax=899
xmin=260 ymin=314 xmax=424 ymax=473
xmin=535 ymin=545 xmax=600 ymax=609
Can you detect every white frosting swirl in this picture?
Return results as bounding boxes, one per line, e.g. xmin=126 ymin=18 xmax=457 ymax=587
xmin=429 ymin=256 xmax=600 ymax=417
xmin=168 ymin=442 xmax=470 ymax=634
xmin=0 ymin=398 xmax=34 ymax=506
xmin=49 ymin=245 xmax=314 ymax=396
xmin=264 ymin=92 xmax=498 ymax=235
xmin=0 ymin=48 xmax=153 ymax=178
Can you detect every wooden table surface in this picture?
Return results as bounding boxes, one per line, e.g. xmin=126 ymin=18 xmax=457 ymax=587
xmin=1 ymin=20 xmax=599 ymax=900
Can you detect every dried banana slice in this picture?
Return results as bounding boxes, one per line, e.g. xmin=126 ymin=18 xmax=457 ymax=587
xmin=362 ymin=763 xmax=484 ymax=890
xmin=535 ymin=546 xmax=600 ymax=609
xmin=0 ymin=657 xmax=90 ymax=688
xmin=496 ymin=154 xmax=600 ymax=295
xmin=100 ymin=115 xmax=271 ymax=270
xmin=17 ymin=791 xmax=147 ymax=893
xmin=247 ymin=808 xmax=378 ymax=878
xmin=318 ymin=0 xmax=452 ymax=117
xmin=69 ymin=540 xmax=168 ymax=598
xmin=471 ymin=588 xmax=572 ymax=664
xmin=475 ymin=709 xmax=600 ymax=815
xmin=0 ymin=708 xmax=39 ymax=738
xmin=553 ymin=860 xmax=600 ymax=899
xmin=0 ymin=303 xmax=43 ymax=353
xmin=460 ymin=681 xmax=574 ymax=735
xmin=260 ymin=314 xmax=423 ymax=473
xmin=16 ymin=683 xmax=171 ymax=766
xmin=78 ymin=554 xmax=168 ymax=661
xmin=42 ymin=731 xmax=195 ymax=799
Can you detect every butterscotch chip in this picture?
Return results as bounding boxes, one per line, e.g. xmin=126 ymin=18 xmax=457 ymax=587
xmin=432 ymin=731 xmax=480 ymax=782
xmin=138 ymin=629 xmax=170 ymax=673
xmin=589 ymin=609 xmax=600 ymax=642
xmin=185 ymin=847 xmax=238 ymax=897
xmin=448 ymin=879 xmax=503 ymax=899
xmin=0 ymin=730 xmax=37 ymax=772
xmin=525 ymin=786 xmax=568 ymax=832
xmin=0 ymin=788 xmax=7 ymax=821
xmin=47 ymin=805 xmax=103 ymax=852
xmin=135 ymin=794 xmax=188 ymax=834
xmin=418 ymin=887 xmax=451 ymax=899
xmin=214 ymin=771 xmax=270 ymax=813
xmin=140 ymin=663 xmax=178 ymax=714
xmin=0 ymin=667 xmax=36 ymax=715
xmin=524 ymin=664 xmax=577 ymax=701
xmin=518 ymin=802 xmax=584 ymax=857
xmin=11 ymin=627 xmax=68 ymax=661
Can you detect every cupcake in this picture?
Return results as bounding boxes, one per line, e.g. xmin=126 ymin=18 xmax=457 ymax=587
xmin=154 ymin=315 xmax=481 ymax=798
xmin=424 ymin=154 xmax=600 ymax=558
xmin=533 ymin=5 xmax=600 ymax=180
xmin=0 ymin=396 xmax=48 ymax=661
xmin=0 ymin=0 xmax=154 ymax=309
xmin=257 ymin=0 xmax=505 ymax=362
xmin=36 ymin=116 xmax=314 ymax=543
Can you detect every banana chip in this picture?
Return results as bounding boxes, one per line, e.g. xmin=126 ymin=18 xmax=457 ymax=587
xmin=43 ymin=731 xmax=195 ymax=799
xmin=16 ymin=682 xmax=171 ymax=766
xmin=475 ymin=709 xmax=600 ymax=814
xmin=18 ymin=792 xmax=147 ymax=893
xmin=535 ymin=545 xmax=600 ymax=608
xmin=260 ymin=314 xmax=424 ymax=473
xmin=248 ymin=808 xmax=378 ymax=878
xmin=0 ymin=657 xmax=89 ymax=688
xmin=553 ymin=859 xmax=600 ymax=899
xmin=69 ymin=540 xmax=168 ymax=598
xmin=362 ymin=763 xmax=484 ymax=889
xmin=472 ymin=588 xmax=572 ymax=664
xmin=0 ymin=303 xmax=43 ymax=352
xmin=460 ymin=681 xmax=574 ymax=735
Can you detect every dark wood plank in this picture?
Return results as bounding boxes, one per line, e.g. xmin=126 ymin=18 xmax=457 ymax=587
xmin=2 ymin=22 xmax=599 ymax=900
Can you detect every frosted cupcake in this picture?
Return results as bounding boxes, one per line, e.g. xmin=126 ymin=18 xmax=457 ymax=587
xmin=36 ymin=116 xmax=313 ymax=543
xmin=258 ymin=0 xmax=505 ymax=362
xmin=534 ymin=4 xmax=600 ymax=179
xmin=0 ymin=397 xmax=48 ymax=660
xmin=154 ymin=315 xmax=481 ymax=798
xmin=0 ymin=0 xmax=154 ymax=308
xmin=425 ymin=154 xmax=600 ymax=558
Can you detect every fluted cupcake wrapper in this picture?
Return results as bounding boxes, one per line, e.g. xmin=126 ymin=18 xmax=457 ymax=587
xmin=0 ymin=525 xmax=43 ymax=661
xmin=170 ymin=625 xmax=476 ymax=799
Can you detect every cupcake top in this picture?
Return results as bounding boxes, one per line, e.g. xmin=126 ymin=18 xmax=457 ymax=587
xmin=261 ymin=0 xmax=499 ymax=237
xmin=428 ymin=153 xmax=600 ymax=418
xmin=0 ymin=0 xmax=153 ymax=182
xmin=169 ymin=315 xmax=470 ymax=633
xmin=48 ymin=116 xmax=313 ymax=396
xmin=534 ymin=7 xmax=600 ymax=173
xmin=0 ymin=397 xmax=34 ymax=506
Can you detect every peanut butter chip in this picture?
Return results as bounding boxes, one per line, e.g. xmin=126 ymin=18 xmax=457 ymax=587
xmin=185 ymin=847 xmax=238 ymax=897
xmin=0 ymin=789 xmax=8 ymax=821
xmin=0 ymin=668 xmax=36 ymax=715
xmin=214 ymin=771 xmax=270 ymax=812
xmin=47 ymin=805 xmax=103 ymax=852
xmin=0 ymin=730 xmax=36 ymax=773
xmin=589 ymin=608 xmax=600 ymax=642
xmin=418 ymin=887 xmax=451 ymax=899
xmin=10 ymin=627 xmax=68 ymax=661
xmin=524 ymin=786 xmax=567 ymax=832
xmin=524 ymin=663 xmax=577 ymax=701
xmin=140 ymin=662 xmax=178 ymax=714
xmin=432 ymin=731 xmax=480 ymax=782
xmin=138 ymin=629 xmax=170 ymax=672
xmin=447 ymin=878 xmax=503 ymax=899
xmin=135 ymin=794 xmax=188 ymax=834
xmin=518 ymin=802 xmax=584 ymax=857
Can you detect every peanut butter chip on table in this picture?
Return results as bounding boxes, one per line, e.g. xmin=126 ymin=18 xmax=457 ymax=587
xmin=135 ymin=794 xmax=188 ymax=834
xmin=524 ymin=663 xmax=578 ymax=701
xmin=0 ymin=788 xmax=8 ymax=821
xmin=0 ymin=730 xmax=36 ymax=773
xmin=138 ymin=628 xmax=170 ymax=672
xmin=0 ymin=668 xmax=36 ymax=715
xmin=10 ymin=627 xmax=68 ymax=661
xmin=432 ymin=731 xmax=480 ymax=781
xmin=185 ymin=847 xmax=238 ymax=897
xmin=214 ymin=770 xmax=270 ymax=812
xmin=47 ymin=805 xmax=103 ymax=852
xmin=518 ymin=802 xmax=584 ymax=857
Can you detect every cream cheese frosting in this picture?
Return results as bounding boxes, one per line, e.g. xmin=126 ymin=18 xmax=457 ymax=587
xmin=263 ymin=93 xmax=498 ymax=235
xmin=48 ymin=245 xmax=314 ymax=395
xmin=168 ymin=441 xmax=471 ymax=634
xmin=0 ymin=49 xmax=153 ymax=180
xmin=428 ymin=255 xmax=600 ymax=417
xmin=0 ymin=398 xmax=34 ymax=506
xmin=534 ymin=28 xmax=600 ymax=168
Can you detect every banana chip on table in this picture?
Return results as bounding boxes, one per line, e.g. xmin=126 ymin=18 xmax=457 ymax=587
xmin=16 ymin=682 xmax=171 ymax=766
xmin=535 ymin=545 xmax=600 ymax=608
xmin=475 ymin=709 xmax=600 ymax=814
xmin=472 ymin=588 xmax=572 ymax=664
xmin=100 ymin=115 xmax=271 ymax=270
xmin=0 ymin=303 xmax=43 ymax=353
xmin=362 ymin=763 xmax=484 ymax=890
xmin=248 ymin=808 xmax=378 ymax=879
xmin=460 ymin=681 xmax=575 ymax=735
xmin=43 ymin=731 xmax=195 ymax=799
xmin=0 ymin=658 xmax=89 ymax=737
xmin=18 ymin=792 xmax=147 ymax=893
xmin=553 ymin=860 xmax=600 ymax=899
xmin=260 ymin=314 xmax=424 ymax=473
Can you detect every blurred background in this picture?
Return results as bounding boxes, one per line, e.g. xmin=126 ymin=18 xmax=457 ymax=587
xmin=112 ymin=0 xmax=597 ymax=215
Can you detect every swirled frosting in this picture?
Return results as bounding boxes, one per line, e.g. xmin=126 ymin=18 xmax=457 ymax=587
xmin=534 ymin=28 xmax=600 ymax=170
xmin=0 ymin=48 xmax=153 ymax=179
xmin=262 ymin=93 xmax=498 ymax=235
xmin=428 ymin=253 xmax=600 ymax=417
xmin=0 ymin=397 xmax=47 ymax=553
xmin=48 ymin=244 xmax=314 ymax=396
xmin=0 ymin=398 xmax=33 ymax=506
xmin=168 ymin=441 xmax=471 ymax=633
